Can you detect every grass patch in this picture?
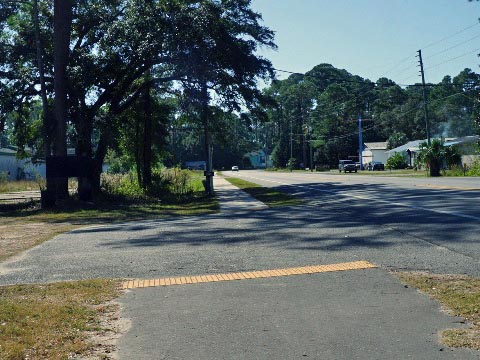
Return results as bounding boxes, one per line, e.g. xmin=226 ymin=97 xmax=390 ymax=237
xmin=224 ymin=177 xmax=303 ymax=208
xmin=0 ymin=180 xmax=40 ymax=194
xmin=0 ymin=279 xmax=121 ymax=360
xmin=0 ymin=179 xmax=79 ymax=194
xmin=396 ymin=272 xmax=480 ymax=349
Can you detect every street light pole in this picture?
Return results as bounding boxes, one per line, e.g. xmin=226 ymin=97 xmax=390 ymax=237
xmin=358 ymin=114 xmax=363 ymax=170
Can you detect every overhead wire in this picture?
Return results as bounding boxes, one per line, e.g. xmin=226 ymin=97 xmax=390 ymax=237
xmin=360 ymin=21 xmax=480 ymax=82
xmin=425 ymin=48 xmax=480 ymax=71
xmin=303 ymin=89 xmax=476 ymax=144
xmin=424 ymin=33 xmax=480 ymax=60
xmin=422 ymin=21 xmax=480 ymax=50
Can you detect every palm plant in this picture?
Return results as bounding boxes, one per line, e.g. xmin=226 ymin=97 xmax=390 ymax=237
xmin=417 ymin=139 xmax=445 ymax=177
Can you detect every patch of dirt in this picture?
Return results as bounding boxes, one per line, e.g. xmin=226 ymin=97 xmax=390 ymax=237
xmin=80 ymin=299 xmax=132 ymax=360
xmin=0 ymin=222 xmax=77 ymax=262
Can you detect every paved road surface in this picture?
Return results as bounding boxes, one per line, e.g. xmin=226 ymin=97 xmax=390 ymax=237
xmin=1 ymin=172 xmax=479 ymax=359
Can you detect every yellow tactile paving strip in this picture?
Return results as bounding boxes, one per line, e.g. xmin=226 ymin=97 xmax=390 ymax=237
xmin=121 ymin=261 xmax=376 ymax=290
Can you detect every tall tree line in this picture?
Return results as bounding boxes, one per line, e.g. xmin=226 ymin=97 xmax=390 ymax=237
xmin=256 ymin=64 xmax=479 ymax=168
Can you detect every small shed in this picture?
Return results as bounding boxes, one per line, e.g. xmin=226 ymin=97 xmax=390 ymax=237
xmin=362 ymin=142 xmax=388 ymax=167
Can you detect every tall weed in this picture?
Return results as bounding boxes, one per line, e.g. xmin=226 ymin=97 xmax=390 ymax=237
xmin=467 ymin=159 xmax=480 ymax=176
xmin=100 ymin=168 xmax=194 ymax=200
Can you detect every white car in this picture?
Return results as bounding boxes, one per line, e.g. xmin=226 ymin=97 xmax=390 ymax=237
xmin=231 ymin=166 xmax=239 ymax=171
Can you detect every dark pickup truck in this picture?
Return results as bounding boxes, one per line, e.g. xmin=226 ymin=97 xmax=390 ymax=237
xmin=338 ymin=160 xmax=357 ymax=173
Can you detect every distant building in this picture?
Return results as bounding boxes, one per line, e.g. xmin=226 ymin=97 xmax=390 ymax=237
xmin=184 ymin=160 xmax=206 ymax=170
xmin=0 ymin=147 xmax=45 ymax=180
xmin=386 ymin=140 xmax=426 ymax=167
xmin=386 ymin=136 xmax=479 ymax=167
xmin=362 ymin=142 xmax=388 ymax=166
xmin=444 ymin=136 xmax=480 ymax=167
xmin=243 ymin=149 xmax=271 ymax=169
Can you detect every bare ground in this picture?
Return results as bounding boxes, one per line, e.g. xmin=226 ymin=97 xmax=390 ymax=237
xmin=0 ymin=222 xmax=78 ymax=262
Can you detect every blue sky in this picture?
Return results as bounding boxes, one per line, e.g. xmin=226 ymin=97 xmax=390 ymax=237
xmin=251 ymin=0 xmax=480 ymax=85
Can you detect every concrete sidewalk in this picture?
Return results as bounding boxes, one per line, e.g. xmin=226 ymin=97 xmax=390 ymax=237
xmin=213 ymin=175 xmax=268 ymax=213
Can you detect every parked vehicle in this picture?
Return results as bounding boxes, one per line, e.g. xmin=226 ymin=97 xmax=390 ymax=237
xmin=367 ymin=161 xmax=385 ymax=171
xmin=231 ymin=165 xmax=239 ymax=171
xmin=338 ymin=160 xmax=357 ymax=173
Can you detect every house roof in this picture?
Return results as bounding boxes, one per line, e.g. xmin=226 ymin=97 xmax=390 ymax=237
xmin=386 ymin=140 xmax=427 ymax=154
xmin=364 ymin=142 xmax=387 ymax=150
xmin=0 ymin=147 xmax=17 ymax=156
xmin=388 ymin=135 xmax=480 ymax=154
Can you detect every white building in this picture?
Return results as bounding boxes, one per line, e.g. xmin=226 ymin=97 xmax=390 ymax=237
xmin=0 ymin=147 xmax=45 ymax=180
xmin=362 ymin=142 xmax=388 ymax=167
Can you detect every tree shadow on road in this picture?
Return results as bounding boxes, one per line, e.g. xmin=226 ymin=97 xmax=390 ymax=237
xmin=70 ymin=182 xmax=480 ymax=259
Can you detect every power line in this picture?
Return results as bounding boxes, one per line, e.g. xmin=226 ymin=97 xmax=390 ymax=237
xmin=425 ymin=48 xmax=480 ymax=71
xmin=422 ymin=21 xmax=480 ymax=50
xmin=424 ymin=33 xmax=480 ymax=60
xmin=311 ymin=89 xmax=475 ymax=144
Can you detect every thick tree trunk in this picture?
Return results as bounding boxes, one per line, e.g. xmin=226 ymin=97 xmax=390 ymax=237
xmin=200 ymin=83 xmax=213 ymax=195
xmin=51 ymin=0 xmax=73 ymax=201
xmin=34 ymin=0 xmax=55 ymax=206
xmin=135 ymin=114 xmax=142 ymax=186
xmin=142 ymin=81 xmax=152 ymax=188
xmin=429 ymin=160 xmax=441 ymax=177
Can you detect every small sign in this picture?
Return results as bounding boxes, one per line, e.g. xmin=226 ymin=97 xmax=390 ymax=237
xmin=46 ymin=156 xmax=94 ymax=178
xmin=204 ymin=171 xmax=215 ymax=177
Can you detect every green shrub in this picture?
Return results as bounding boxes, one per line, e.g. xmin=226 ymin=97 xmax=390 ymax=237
xmin=287 ymin=158 xmax=297 ymax=171
xmin=467 ymin=158 xmax=480 ymax=176
xmin=386 ymin=153 xmax=408 ymax=170
xmin=101 ymin=167 xmax=196 ymax=200
xmin=445 ymin=166 xmax=465 ymax=177
xmin=100 ymin=172 xmax=145 ymax=199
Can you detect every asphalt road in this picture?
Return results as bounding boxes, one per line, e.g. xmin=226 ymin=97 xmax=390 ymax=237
xmin=1 ymin=171 xmax=479 ymax=359
xmin=224 ymin=170 xmax=480 ymax=272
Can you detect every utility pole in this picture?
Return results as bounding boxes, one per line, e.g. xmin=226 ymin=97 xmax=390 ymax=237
xmin=309 ymin=127 xmax=313 ymax=172
xmin=358 ymin=114 xmax=363 ymax=170
xmin=289 ymin=118 xmax=293 ymax=160
xmin=417 ymin=49 xmax=431 ymax=145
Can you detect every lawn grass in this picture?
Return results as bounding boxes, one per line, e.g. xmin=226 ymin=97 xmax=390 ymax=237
xmin=0 ymin=180 xmax=40 ymax=193
xmin=0 ymin=279 xmax=121 ymax=360
xmin=224 ymin=177 xmax=303 ymax=208
xmin=396 ymin=272 xmax=480 ymax=349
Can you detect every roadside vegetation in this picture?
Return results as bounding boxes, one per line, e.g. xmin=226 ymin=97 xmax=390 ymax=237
xmin=0 ymin=279 xmax=121 ymax=360
xmin=0 ymin=169 xmax=218 ymax=262
xmin=0 ymin=179 xmax=38 ymax=194
xmin=0 ymin=177 xmax=78 ymax=194
xmin=397 ymin=272 xmax=480 ymax=349
xmin=224 ymin=177 xmax=302 ymax=208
